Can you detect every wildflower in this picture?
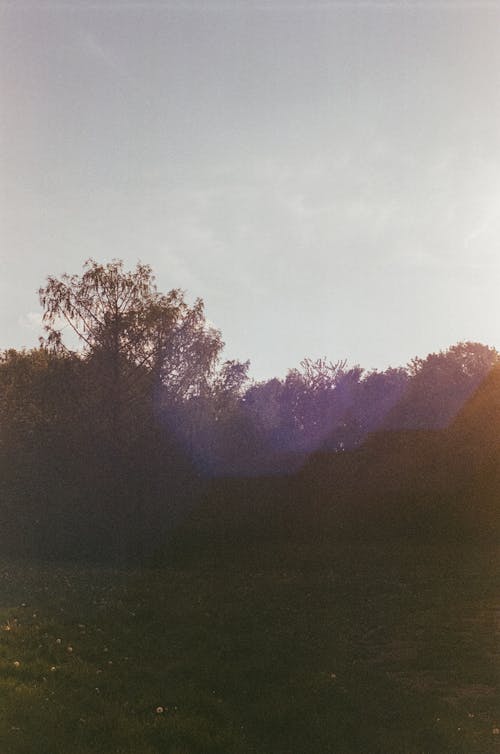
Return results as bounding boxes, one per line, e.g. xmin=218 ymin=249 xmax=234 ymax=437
xmin=13 ymin=661 xmax=20 ymax=668
xmin=156 ymin=706 xmax=164 ymax=714
xmin=55 ymin=638 xmax=62 ymax=645
xmin=67 ymin=646 xmax=73 ymax=653
xmin=493 ymin=727 xmax=500 ymax=735
xmin=50 ymin=666 xmax=56 ymax=672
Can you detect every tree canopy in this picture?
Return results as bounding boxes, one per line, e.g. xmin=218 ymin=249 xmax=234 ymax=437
xmin=0 ymin=257 xmax=498 ymax=561
xmin=39 ymin=258 xmax=224 ymax=404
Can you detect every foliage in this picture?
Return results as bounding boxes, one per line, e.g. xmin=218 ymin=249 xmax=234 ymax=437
xmin=39 ymin=258 xmax=224 ymax=407
xmin=1 ymin=257 xmax=499 ymax=558
xmin=386 ymin=341 xmax=499 ymax=430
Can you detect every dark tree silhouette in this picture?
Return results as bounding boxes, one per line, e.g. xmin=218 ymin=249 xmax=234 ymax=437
xmin=1 ymin=257 xmax=499 ymax=560
xmin=37 ymin=259 xmax=225 ymax=560
xmin=385 ymin=341 xmax=499 ymax=430
xmin=39 ymin=259 xmax=223 ymax=429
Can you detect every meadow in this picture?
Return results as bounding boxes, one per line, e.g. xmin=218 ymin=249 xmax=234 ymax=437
xmin=0 ymin=538 xmax=498 ymax=754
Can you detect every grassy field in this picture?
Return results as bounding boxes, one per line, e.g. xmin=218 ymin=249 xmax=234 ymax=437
xmin=0 ymin=539 xmax=498 ymax=753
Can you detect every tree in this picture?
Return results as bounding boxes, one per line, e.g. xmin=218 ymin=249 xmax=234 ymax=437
xmin=322 ymin=367 xmax=409 ymax=451
xmin=38 ymin=259 xmax=225 ymax=560
xmin=39 ymin=259 xmax=223 ymax=429
xmin=385 ymin=341 xmax=499 ymax=430
xmin=0 ymin=348 xmax=88 ymax=558
xmin=278 ymin=358 xmax=362 ymax=453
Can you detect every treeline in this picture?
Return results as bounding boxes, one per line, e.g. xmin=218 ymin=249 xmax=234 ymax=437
xmin=0 ymin=259 xmax=497 ymax=561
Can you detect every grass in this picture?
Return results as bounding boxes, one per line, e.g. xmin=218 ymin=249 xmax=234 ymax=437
xmin=0 ymin=538 xmax=498 ymax=753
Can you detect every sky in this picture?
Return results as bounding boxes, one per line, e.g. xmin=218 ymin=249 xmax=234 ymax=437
xmin=1 ymin=0 xmax=500 ymax=381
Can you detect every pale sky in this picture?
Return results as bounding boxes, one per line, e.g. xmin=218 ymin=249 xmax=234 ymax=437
xmin=1 ymin=0 xmax=500 ymax=380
